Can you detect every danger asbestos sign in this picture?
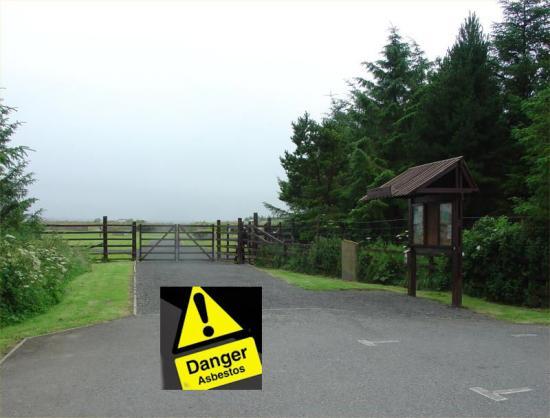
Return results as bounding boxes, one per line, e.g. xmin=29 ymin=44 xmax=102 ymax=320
xmin=160 ymin=287 xmax=262 ymax=390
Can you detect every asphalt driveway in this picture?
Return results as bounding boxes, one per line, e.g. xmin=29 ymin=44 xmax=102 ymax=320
xmin=1 ymin=260 xmax=548 ymax=417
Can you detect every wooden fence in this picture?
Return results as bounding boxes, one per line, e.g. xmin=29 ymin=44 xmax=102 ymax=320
xmin=44 ymin=213 xmax=488 ymax=263
xmin=43 ymin=216 xmax=136 ymax=261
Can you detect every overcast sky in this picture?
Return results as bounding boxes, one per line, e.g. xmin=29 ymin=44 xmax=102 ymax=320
xmin=1 ymin=0 xmax=502 ymax=222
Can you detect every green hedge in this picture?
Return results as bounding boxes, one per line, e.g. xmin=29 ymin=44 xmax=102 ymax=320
xmin=255 ymin=216 xmax=548 ymax=308
xmin=0 ymin=234 xmax=90 ymax=325
xmin=462 ymin=216 xmax=548 ymax=307
xmin=255 ymin=237 xmax=341 ymax=276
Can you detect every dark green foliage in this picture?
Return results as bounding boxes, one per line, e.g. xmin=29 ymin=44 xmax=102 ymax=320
xmin=353 ymin=27 xmax=431 ymax=169
xmin=408 ymin=14 xmax=511 ymax=214
xmin=357 ymin=242 xmax=406 ymax=285
xmin=306 ymin=238 xmax=341 ymax=277
xmin=493 ymin=0 xmax=549 ymax=106
xmin=512 ymin=86 xmax=550 ymax=224
xmin=0 ymin=103 xmax=38 ymax=230
xmin=278 ymin=111 xmax=350 ymax=220
xmin=493 ymin=0 xmax=550 ymax=200
xmin=462 ymin=216 xmax=548 ymax=307
xmin=255 ymin=238 xmax=341 ymax=277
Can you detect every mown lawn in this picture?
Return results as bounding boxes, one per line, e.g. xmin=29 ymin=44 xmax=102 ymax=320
xmin=0 ymin=262 xmax=133 ymax=356
xmin=260 ymin=268 xmax=550 ymax=325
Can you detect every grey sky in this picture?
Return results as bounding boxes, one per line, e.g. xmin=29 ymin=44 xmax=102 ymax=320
xmin=1 ymin=0 xmax=502 ymax=222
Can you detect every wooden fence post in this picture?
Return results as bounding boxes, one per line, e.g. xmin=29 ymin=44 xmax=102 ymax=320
xmin=252 ymin=213 xmax=258 ymax=260
xmin=248 ymin=221 xmax=253 ymax=263
xmin=216 ymin=220 xmax=221 ymax=260
xmin=226 ymin=224 xmax=229 ymax=260
xmin=175 ymin=225 xmax=180 ymax=262
xmin=407 ymin=200 xmax=416 ymax=296
xmin=451 ymin=197 xmax=463 ymax=307
xmin=102 ymin=216 xmax=108 ymax=262
xmin=407 ymin=249 xmax=416 ymax=296
xmin=237 ymin=218 xmax=244 ymax=264
xmin=138 ymin=223 xmax=142 ymax=261
xmin=131 ymin=221 xmax=137 ymax=261
xmin=211 ymin=224 xmax=215 ymax=261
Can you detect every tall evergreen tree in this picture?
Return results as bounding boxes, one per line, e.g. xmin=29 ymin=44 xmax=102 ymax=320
xmin=0 ymin=103 xmax=37 ymax=230
xmin=409 ymin=14 xmax=509 ymax=214
xmin=493 ymin=0 xmax=549 ymax=111
xmin=512 ymin=86 xmax=550 ymax=224
xmin=493 ymin=0 xmax=549 ymax=200
xmin=278 ymin=111 xmax=349 ymax=223
xmin=352 ymin=28 xmax=431 ymax=169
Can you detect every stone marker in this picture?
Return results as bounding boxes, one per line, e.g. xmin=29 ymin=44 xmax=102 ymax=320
xmin=341 ymin=240 xmax=358 ymax=281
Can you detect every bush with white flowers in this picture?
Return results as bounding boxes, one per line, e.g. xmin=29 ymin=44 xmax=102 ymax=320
xmin=0 ymin=235 xmax=89 ymax=325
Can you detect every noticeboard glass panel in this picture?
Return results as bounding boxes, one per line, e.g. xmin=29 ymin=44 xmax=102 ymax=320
xmin=413 ymin=204 xmax=424 ymax=245
xmin=439 ymin=202 xmax=452 ymax=246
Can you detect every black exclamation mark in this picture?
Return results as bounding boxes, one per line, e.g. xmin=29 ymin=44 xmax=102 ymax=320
xmin=194 ymin=293 xmax=214 ymax=337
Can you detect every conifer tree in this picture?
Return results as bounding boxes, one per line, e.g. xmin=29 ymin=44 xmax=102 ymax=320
xmin=493 ymin=0 xmax=549 ymax=114
xmin=353 ymin=28 xmax=431 ymax=169
xmin=493 ymin=0 xmax=549 ymax=199
xmin=409 ymin=14 xmax=509 ymax=214
xmin=0 ymin=103 xmax=37 ymax=230
xmin=278 ymin=111 xmax=349 ymax=223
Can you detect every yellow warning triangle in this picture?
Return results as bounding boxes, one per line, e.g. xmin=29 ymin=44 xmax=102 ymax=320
xmin=177 ymin=286 xmax=243 ymax=349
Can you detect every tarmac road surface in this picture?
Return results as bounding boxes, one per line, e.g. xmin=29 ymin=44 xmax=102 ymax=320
xmin=1 ymin=259 xmax=548 ymax=417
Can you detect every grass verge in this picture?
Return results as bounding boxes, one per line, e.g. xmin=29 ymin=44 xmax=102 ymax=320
xmin=0 ymin=261 xmax=134 ymax=356
xmin=260 ymin=268 xmax=550 ymax=325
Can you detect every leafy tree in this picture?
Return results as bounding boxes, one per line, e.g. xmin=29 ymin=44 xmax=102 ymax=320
xmin=408 ymin=14 xmax=509 ymax=214
xmin=512 ymin=86 xmax=550 ymax=223
xmin=0 ymin=103 xmax=37 ymax=231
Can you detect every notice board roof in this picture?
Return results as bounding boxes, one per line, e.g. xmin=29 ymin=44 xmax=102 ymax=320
xmin=360 ymin=156 xmax=478 ymax=202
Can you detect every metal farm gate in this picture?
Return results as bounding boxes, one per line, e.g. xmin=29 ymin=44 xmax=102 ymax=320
xmin=138 ymin=223 xmax=240 ymax=262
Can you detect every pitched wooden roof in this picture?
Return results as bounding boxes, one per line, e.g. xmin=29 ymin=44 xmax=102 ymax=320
xmin=360 ymin=156 xmax=478 ymax=201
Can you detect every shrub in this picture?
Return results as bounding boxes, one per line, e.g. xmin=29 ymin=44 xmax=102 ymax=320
xmin=255 ymin=237 xmax=340 ymax=277
xmin=462 ymin=216 xmax=549 ymax=307
xmin=306 ymin=237 xmax=341 ymax=276
xmin=0 ymin=234 xmax=90 ymax=325
xmin=416 ymin=256 xmax=450 ymax=291
xmin=283 ymin=245 xmax=312 ymax=273
xmin=255 ymin=244 xmax=288 ymax=269
xmin=357 ymin=241 xmax=407 ymax=286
